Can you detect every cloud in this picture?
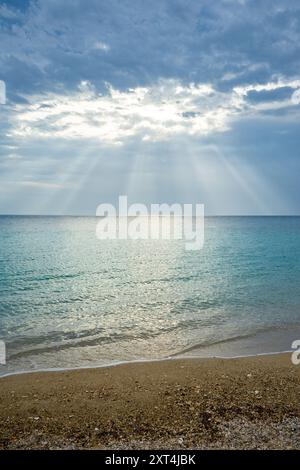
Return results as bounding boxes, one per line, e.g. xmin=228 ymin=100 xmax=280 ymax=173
xmin=2 ymin=0 xmax=300 ymax=100
xmin=6 ymin=77 xmax=300 ymax=145
xmin=234 ymin=78 xmax=300 ymax=98
xmin=7 ymin=80 xmax=229 ymax=142
xmin=19 ymin=180 xmax=65 ymax=189
xmin=0 ymin=4 xmax=19 ymax=19
xmin=1 ymin=0 xmax=300 ymax=215
xmin=291 ymin=88 xmax=300 ymax=105
xmin=234 ymin=78 xmax=300 ymax=112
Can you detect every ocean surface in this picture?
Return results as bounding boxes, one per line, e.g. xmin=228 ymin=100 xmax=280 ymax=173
xmin=0 ymin=215 xmax=300 ymax=376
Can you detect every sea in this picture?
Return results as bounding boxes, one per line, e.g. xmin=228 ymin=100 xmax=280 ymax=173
xmin=0 ymin=215 xmax=300 ymax=376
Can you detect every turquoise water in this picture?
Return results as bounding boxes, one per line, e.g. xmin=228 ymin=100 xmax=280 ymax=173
xmin=0 ymin=216 xmax=300 ymax=375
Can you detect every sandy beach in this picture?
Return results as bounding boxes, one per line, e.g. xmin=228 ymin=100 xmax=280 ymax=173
xmin=0 ymin=353 xmax=299 ymax=450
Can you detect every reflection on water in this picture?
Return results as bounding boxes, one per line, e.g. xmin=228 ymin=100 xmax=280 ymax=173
xmin=0 ymin=216 xmax=300 ymax=374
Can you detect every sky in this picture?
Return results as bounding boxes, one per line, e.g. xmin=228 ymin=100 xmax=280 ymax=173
xmin=0 ymin=0 xmax=300 ymax=215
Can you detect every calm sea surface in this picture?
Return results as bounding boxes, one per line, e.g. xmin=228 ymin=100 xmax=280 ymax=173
xmin=0 ymin=216 xmax=300 ymax=375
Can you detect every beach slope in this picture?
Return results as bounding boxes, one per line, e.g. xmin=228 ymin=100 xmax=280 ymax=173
xmin=0 ymin=354 xmax=299 ymax=449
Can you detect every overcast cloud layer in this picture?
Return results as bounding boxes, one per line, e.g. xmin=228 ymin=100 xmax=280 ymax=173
xmin=0 ymin=0 xmax=300 ymax=214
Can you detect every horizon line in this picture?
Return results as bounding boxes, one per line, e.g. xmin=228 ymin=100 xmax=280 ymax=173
xmin=0 ymin=213 xmax=300 ymax=218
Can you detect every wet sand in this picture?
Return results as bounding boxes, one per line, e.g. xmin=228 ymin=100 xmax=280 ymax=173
xmin=0 ymin=353 xmax=299 ymax=449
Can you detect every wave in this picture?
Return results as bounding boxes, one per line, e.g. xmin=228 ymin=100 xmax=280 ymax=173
xmin=171 ymin=321 xmax=300 ymax=357
xmin=7 ymin=320 xmax=300 ymax=363
xmin=6 ymin=321 xmax=190 ymax=359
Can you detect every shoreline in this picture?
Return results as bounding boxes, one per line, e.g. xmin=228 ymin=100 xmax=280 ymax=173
xmin=0 ymin=348 xmax=293 ymax=380
xmin=1 ymin=352 xmax=300 ymax=449
xmin=3 ymin=321 xmax=300 ymax=379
